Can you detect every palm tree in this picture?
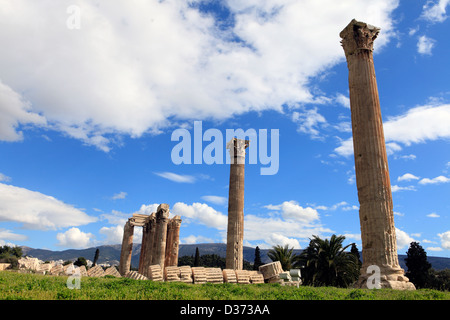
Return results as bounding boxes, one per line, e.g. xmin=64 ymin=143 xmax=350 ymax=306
xmin=297 ymin=235 xmax=359 ymax=288
xmin=267 ymin=244 xmax=297 ymax=270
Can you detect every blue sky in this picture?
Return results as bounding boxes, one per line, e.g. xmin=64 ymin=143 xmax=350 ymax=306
xmin=0 ymin=0 xmax=449 ymax=258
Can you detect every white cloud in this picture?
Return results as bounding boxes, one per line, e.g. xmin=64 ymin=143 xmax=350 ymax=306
xmin=394 ymin=154 xmax=416 ymax=161
xmin=267 ymin=233 xmax=301 ymax=249
xmin=427 ymin=246 xmax=443 ymax=252
xmin=0 ymin=228 xmax=28 ymax=242
xmin=0 ymin=0 xmax=399 ymax=150
xmin=244 ymin=214 xmax=333 ymax=247
xmin=201 ymin=195 xmax=228 ymax=206
xmin=419 ymin=175 xmax=450 ymax=185
xmin=426 ymin=213 xmax=440 ymax=218
xmin=154 ymin=172 xmax=196 ymax=183
xmin=0 ymin=173 xmax=12 ymax=182
xmin=421 ymin=0 xmax=450 ymax=23
xmin=99 ymin=225 xmax=124 ymax=245
xmin=264 ymin=200 xmax=319 ymax=223
xmin=335 ymin=93 xmax=350 ymax=109
xmin=172 ymin=202 xmax=227 ymax=229
xmin=417 ymin=35 xmax=436 ymax=55
xmin=111 ymin=191 xmax=127 ymax=200
xmin=0 ymin=183 xmax=97 ymax=230
xmin=396 ymin=228 xmax=415 ymax=249
xmin=438 ymin=231 xmax=450 ymax=249
xmin=181 ymin=235 xmax=215 ymax=245
xmin=0 ymin=80 xmax=46 ymax=141
xmin=391 ymin=185 xmax=416 ymax=192
xmin=397 ymin=173 xmax=420 ymax=182
xmin=291 ymin=108 xmax=327 ymax=139
xmin=56 ymin=227 xmax=94 ymax=248
xmin=334 ymin=104 xmax=450 ymax=157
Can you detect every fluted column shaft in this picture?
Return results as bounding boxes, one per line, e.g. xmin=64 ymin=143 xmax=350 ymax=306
xmin=226 ymin=138 xmax=249 ymax=270
xmin=341 ymin=20 xmax=414 ymax=290
xmin=152 ymin=204 xmax=170 ymax=270
xmin=119 ymin=220 xmax=134 ymax=276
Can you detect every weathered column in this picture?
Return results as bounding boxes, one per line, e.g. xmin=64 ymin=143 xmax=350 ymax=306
xmin=166 ymin=216 xmax=182 ymax=267
xmin=138 ymin=223 xmax=148 ymax=274
xmin=152 ymin=204 xmax=170 ymax=270
xmin=165 ymin=219 xmax=174 ymax=268
xmin=340 ymin=19 xmax=415 ymax=290
xmin=226 ymin=138 xmax=249 ymax=270
xmin=119 ymin=219 xmax=134 ymax=276
xmin=140 ymin=213 xmax=155 ymax=277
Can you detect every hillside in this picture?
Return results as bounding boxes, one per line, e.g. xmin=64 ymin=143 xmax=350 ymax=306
xmin=21 ymin=243 xmax=450 ymax=270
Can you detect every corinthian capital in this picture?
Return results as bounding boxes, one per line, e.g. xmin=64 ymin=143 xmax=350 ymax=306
xmin=226 ymin=138 xmax=249 ymax=162
xmin=340 ymin=19 xmax=380 ymax=57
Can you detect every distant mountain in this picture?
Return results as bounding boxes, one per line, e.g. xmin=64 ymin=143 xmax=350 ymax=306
xmin=21 ymin=243 xmax=450 ymax=270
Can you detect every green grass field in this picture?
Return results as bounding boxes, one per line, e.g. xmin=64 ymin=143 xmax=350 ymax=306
xmin=0 ymin=271 xmax=448 ymax=300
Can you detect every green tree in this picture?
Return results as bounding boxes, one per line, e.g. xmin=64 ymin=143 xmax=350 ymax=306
xmin=267 ymin=244 xmax=297 ymax=270
xmin=93 ymin=248 xmax=100 ymax=266
xmin=405 ymin=241 xmax=432 ymax=289
xmin=297 ymin=235 xmax=359 ymax=288
xmin=74 ymin=257 xmax=87 ymax=268
xmin=0 ymin=245 xmax=23 ymax=270
xmin=253 ymin=246 xmax=263 ymax=270
xmin=194 ymin=247 xmax=200 ymax=267
xmin=350 ymin=243 xmax=362 ymax=272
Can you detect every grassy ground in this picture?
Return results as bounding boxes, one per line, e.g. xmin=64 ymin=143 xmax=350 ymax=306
xmin=0 ymin=271 xmax=448 ymax=300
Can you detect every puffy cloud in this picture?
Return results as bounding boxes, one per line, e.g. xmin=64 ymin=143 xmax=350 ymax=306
xmin=438 ymin=231 xmax=450 ymax=249
xmin=335 ymin=104 xmax=450 ymax=157
xmin=264 ymin=200 xmax=319 ymax=223
xmin=0 ymin=0 xmax=399 ymax=150
xmin=172 ymin=202 xmax=228 ymax=229
xmin=56 ymin=227 xmax=94 ymax=248
xmin=0 ymin=80 xmax=46 ymax=141
xmin=99 ymin=225 xmax=124 ymax=245
xmin=182 ymin=235 xmax=215 ymax=245
xmin=419 ymin=175 xmax=450 ymax=185
xmin=397 ymin=173 xmax=420 ymax=182
xmin=267 ymin=233 xmax=301 ymax=249
xmin=395 ymin=228 xmax=415 ymax=249
xmin=417 ymin=35 xmax=435 ymax=55
xmin=421 ymin=0 xmax=450 ymax=23
xmin=0 ymin=183 xmax=97 ymax=230
xmin=391 ymin=185 xmax=416 ymax=192
xmin=244 ymin=214 xmax=333 ymax=247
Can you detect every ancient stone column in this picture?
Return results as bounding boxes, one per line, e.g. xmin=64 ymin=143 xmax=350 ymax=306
xmin=166 ymin=216 xmax=182 ymax=267
xmin=119 ymin=219 xmax=134 ymax=276
xmin=152 ymin=204 xmax=170 ymax=270
xmin=165 ymin=219 xmax=174 ymax=268
xmin=142 ymin=213 xmax=156 ymax=277
xmin=138 ymin=221 xmax=152 ymax=275
xmin=226 ymin=138 xmax=249 ymax=270
xmin=340 ymin=19 xmax=415 ymax=290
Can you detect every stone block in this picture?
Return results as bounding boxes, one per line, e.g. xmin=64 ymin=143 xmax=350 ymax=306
xmin=148 ymin=264 xmax=163 ymax=281
xmin=259 ymin=261 xmax=283 ymax=279
xmin=222 ymin=269 xmax=237 ymax=283
xmin=105 ymin=266 xmax=121 ymax=277
xmin=87 ymin=265 xmax=105 ymax=277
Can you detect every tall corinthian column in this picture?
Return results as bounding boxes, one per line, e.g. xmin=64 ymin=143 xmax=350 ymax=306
xmin=340 ymin=19 xmax=415 ymax=290
xmin=226 ymin=138 xmax=249 ymax=270
xmin=119 ymin=219 xmax=134 ymax=276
